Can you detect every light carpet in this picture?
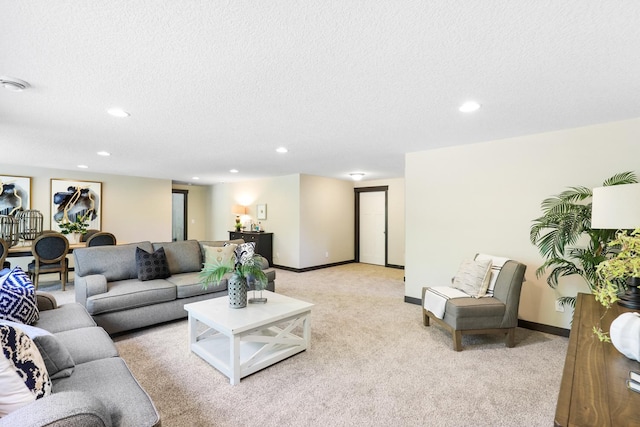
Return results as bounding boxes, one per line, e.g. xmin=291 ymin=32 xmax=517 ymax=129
xmin=42 ymin=263 xmax=567 ymax=427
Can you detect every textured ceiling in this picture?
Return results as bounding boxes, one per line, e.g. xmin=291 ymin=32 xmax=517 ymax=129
xmin=1 ymin=1 xmax=640 ymax=184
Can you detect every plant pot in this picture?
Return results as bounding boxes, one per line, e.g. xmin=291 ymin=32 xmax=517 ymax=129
xmin=228 ymin=273 xmax=247 ymax=309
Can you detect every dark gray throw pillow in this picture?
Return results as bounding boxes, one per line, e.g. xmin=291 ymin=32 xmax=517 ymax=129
xmin=33 ymin=334 xmax=75 ymax=380
xmin=135 ymin=247 xmax=171 ymax=281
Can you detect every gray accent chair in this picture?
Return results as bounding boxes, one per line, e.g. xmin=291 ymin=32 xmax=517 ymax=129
xmin=422 ymin=259 xmax=527 ymax=351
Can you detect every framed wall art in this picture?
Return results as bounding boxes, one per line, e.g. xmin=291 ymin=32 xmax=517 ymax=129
xmin=257 ymin=204 xmax=267 ymax=220
xmin=0 ymin=175 xmax=31 ymax=215
xmin=51 ymin=179 xmax=101 ymax=231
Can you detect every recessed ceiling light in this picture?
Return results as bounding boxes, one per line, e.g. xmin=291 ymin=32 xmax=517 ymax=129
xmin=107 ymin=108 xmax=130 ymax=117
xmin=97 ymin=151 xmax=111 ymax=156
xmin=230 ymin=169 xmax=239 ymax=174
xmin=459 ymin=101 xmax=481 ymax=113
xmin=77 ymin=165 xmax=89 ymax=169
xmin=0 ymin=76 xmax=30 ymax=92
xmin=192 ymin=177 xmax=199 ymax=180
xmin=276 ymin=147 xmax=288 ymax=153
xmin=350 ymin=172 xmax=365 ymax=181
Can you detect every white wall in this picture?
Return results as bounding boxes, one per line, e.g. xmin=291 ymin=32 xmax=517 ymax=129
xmin=300 ymin=175 xmax=354 ymax=267
xmin=355 ymin=178 xmax=405 ymax=267
xmin=405 ymin=117 xmax=640 ymax=329
xmin=211 ymin=174 xmax=355 ymax=269
xmin=0 ymin=165 xmax=172 ymax=244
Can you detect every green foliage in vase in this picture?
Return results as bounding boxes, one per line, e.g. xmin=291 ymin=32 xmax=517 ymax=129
xmin=530 ymin=171 xmax=637 ymax=308
xmin=57 ymin=214 xmax=90 ymax=235
xmin=596 ymin=228 xmax=640 ymax=308
xmin=200 ymin=254 xmax=267 ymax=291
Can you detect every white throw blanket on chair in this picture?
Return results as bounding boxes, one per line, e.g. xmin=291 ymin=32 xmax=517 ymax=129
xmin=423 ymin=286 xmax=470 ymax=319
xmin=423 ymin=254 xmax=511 ymax=319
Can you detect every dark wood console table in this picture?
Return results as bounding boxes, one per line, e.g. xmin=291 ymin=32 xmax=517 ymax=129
xmin=555 ymin=292 xmax=640 ymax=426
xmin=229 ymin=231 xmax=273 ymax=266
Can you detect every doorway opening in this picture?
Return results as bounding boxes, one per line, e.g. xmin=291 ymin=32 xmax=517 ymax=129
xmin=354 ymin=186 xmax=388 ymax=266
xmin=172 ymin=189 xmax=188 ymax=241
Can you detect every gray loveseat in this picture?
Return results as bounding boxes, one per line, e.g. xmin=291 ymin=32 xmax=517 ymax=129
xmin=73 ymin=239 xmax=276 ymax=334
xmin=0 ymin=293 xmax=160 ymax=427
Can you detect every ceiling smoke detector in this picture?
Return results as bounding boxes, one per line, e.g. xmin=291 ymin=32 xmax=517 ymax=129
xmin=0 ymin=76 xmax=30 ymax=92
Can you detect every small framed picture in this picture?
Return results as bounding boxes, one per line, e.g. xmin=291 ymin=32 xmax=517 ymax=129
xmin=257 ymin=204 xmax=267 ymax=220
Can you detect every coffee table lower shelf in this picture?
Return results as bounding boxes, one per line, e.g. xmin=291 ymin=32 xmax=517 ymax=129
xmin=188 ymin=309 xmax=311 ymax=385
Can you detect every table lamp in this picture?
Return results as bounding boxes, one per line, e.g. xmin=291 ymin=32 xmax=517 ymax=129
xmin=232 ymin=205 xmax=246 ymax=231
xmin=592 ymin=183 xmax=640 ymax=308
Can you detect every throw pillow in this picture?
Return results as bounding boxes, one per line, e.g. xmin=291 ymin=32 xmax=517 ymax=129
xmin=234 ymin=242 xmax=256 ymax=265
xmin=0 ymin=324 xmax=52 ymax=417
xmin=204 ymin=244 xmax=237 ymax=267
xmin=451 ymin=258 xmax=493 ymax=298
xmin=0 ymin=266 xmax=39 ymax=325
xmin=0 ymin=320 xmax=74 ymax=380
xmin=135 ymin=247 xmax=171 ymax=281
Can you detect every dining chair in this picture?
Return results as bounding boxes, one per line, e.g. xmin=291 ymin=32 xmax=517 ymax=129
xmin=86 ymin=232 xmax=117 ymax=247
xmin=0 ymin=238 xmax=9 ymax=270
xmin=27 ymin=232 xmax=69 ymax=290
xmin=80 ymin=229 xmax=100 ymax=242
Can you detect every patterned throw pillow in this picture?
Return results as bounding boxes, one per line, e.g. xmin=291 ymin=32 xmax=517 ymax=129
xmin=0 ymin=267 xmax=39 ymax=325
xmin=0 ymin=320 xmax=74 ymax=380
xmin=0 ymin=324 xmax=52 ymax=417
xmin=451 ymin=258 xmax=493 ymax=298
xmin=235 ymin=242 xmax=256 ymax=265
xmin=135 ymin=247 xmax=171 ymax=281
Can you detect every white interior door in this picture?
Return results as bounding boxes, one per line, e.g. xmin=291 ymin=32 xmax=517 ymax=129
xmin=359 ymin=191 xmax=386 ymax=265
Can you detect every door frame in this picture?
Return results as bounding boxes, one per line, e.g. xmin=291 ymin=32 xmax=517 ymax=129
xmin=172 ymin=189 xmax=188 ymax=241
xmin=354 ymin=186 xmax=389 ymax=266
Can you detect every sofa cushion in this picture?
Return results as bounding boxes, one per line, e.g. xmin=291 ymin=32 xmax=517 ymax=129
xmin=0 ymin=320 xmax=75 ymax=380
xmin=74 ymin=242 xmax=154 ymax=282
xmin=33 ymin=303 xmax=97 ymax=334
xmin=0 ymin=324 xmax=51 ymax=416
xmin=0 ymin=267 xmax=39 ymax=325
xmin=166 ymin=272 xmax=228 ymax=298
xmin=135 ymin=247 xmax=171 ymax=281
xmin=85 ymin=279 xmax=176 ymax=316
xmin=52 ymin=357 xmax=160 ymax=427
xmin=55 ymin=327 xmax=118 ymax=364
xmin=152 ymin=240 xmax=202 ymax=274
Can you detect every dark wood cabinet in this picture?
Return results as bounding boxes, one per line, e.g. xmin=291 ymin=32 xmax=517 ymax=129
xmin=555 ymin=293 xmax=640 ymax=426
xmin=229 ymin=231 xmax=273 ymax=266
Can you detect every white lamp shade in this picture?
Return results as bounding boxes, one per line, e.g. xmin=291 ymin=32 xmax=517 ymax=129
xmin=591 ymin=183 xmax=640 ymax=230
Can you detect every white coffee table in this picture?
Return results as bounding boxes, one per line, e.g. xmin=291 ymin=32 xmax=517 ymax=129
xmin=184 ymin=291 xmax=314 ymax=385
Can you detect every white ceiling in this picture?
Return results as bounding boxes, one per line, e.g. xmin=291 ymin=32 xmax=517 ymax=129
xmin=1 ymin=1 xmax=640 ymax=185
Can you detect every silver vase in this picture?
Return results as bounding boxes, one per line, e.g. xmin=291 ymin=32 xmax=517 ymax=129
xmin=228 ymin=274 xmax=247 ymax=309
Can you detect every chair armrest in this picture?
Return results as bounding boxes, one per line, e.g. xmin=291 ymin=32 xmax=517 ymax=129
xmin=74 ymin=274 xmax=108 ymax=306
xmin=0 ymin=391 xmax=112 ymax=427
xmin=36 ymin=292 xmax=58 ymax=311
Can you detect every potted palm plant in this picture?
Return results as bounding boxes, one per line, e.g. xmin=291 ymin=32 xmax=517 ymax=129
xmin=530 ymin=171 xmax=637 ymax=309
xmin=200 ymin=251 xmax=267 ymax=308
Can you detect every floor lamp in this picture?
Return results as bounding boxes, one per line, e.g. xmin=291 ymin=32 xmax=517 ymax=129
xmin=592 ymin=183 xmax=640 ymax=309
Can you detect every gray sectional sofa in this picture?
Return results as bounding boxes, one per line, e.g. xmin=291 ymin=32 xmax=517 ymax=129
xmin=0 ymin=293 xmax=160 ymax=427
xmin=73 ymin=239 xmax=276 ymax=334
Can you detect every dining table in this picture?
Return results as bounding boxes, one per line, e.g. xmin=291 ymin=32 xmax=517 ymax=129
xmin=7 ymin=241 xmax=87 ymax=258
